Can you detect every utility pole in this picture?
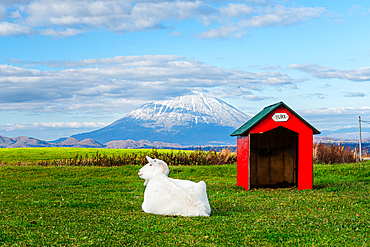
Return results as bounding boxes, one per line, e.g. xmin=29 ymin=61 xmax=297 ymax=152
xmin=359 ymin=116 xmax=362 ymax=162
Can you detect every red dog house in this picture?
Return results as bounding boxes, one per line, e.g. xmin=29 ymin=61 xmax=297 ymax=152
xmin=231 ymin=102 xmax=320 ymax=190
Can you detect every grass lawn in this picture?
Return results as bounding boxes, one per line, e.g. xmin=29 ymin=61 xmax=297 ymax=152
xmin=0 ymin=161 xmax=369 ymax=245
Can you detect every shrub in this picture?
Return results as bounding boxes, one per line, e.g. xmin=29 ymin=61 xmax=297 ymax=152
xmin=314 ymin=142 xmax=359 ymax=164
xmin=34 ymin=148 xmax=237 ymax=167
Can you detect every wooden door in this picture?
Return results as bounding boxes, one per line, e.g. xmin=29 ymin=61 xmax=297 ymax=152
xmin=250 ymin=127 xmax=298 ymax=188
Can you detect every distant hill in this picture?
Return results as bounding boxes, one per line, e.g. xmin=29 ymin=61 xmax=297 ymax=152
xmin=320 ymin=127 xmax=370 ymax=140
xmin=56 ymin=137 xmax=104 ymax=148
xmin=0 ymin=136 xmax=50 ymax=148
xmin=72 ymin=93 xmax=251 ymax=145
xmin=0 ymin=135 xmax=185 ymax=149
xmin=0 ymin=136 xmax=103 ymax=148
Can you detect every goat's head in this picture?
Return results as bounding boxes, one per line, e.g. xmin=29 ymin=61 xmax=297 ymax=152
xmin=138 ymin=156 xmax=169 ymax=186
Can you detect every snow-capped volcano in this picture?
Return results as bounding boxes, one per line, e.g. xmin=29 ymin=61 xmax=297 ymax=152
xmin=126 ymin=93 xmax=247 ymax=129
xmin=72 ymin=93 xmax=249 ymax=145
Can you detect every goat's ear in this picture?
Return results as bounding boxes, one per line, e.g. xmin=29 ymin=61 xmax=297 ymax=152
xmin=159 ymin=161 xmax=169 ymax=176
xmin=146 ymin=156 xmax=154 ymax=164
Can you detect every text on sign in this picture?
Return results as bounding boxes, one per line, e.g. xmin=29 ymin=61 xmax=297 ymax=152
xmin=272 ymin=113 xmax=289 ymax=122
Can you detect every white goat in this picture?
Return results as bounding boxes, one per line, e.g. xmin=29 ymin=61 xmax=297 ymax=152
xmin=138 ymin=156 xmax=211 ymax=217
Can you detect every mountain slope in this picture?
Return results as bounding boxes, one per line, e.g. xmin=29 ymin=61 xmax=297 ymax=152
xmin=320 ymin=127 xmax=370 ymax=140
xmin=9 ymin=136 xmax=51 ymax=148
xmin=0 ymin=135 xmax=15 ymax=147
xmin=72 ymin=93 xmax=250 ymax=145
xmin=125 ymin=93 xmax=247 ymax=129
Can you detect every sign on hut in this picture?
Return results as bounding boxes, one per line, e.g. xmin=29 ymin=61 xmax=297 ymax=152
xmin=231 ymin=102 xmax=320 ymax=190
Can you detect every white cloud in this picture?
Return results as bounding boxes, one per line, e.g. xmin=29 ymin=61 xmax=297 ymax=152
xmin=220 ymin=3 xmax=254 ymax=17
xmin=0 ymin=0 xmax=327 ymax=38
xmin=243 ymin=95 xmax=271 ymax=101
xmin=39 ymin=28 xmax=87 ymax=37
xmin=299 ymin=106 xmax=370 ymax=116
xmin=344 ymin=92 xmax=365 ymax=97
xmin=241 ymin=5 xmax=325 ymax=28
xmin=197 ymin=24 xmax=247 ymax=39
xmin=0 ymin=121 xmax=109 ymax=140
xmin=169 ymin=30 xmax=183 ymax=37
xmin=0 ymin=22 xmax=32 ymax=36
xmin=297 ymin=106 xmax=370 ymax=132
xmin=303 ymin=93 xmax=327 ymax=99
xmin=0 ymin=5 xmax=7 ymax=21
xmin=22 ymin=0 xmax=211 ymax=34
xmin=289 ymin=63 xmax=370 ymax=81
xmin=197 ymin=4 xmax=326 ymax=38
xmin=0 ymin=55 xmax=299 ymax=113
xmin=0 ymin=122 xmax=106 ymax=131
xmin=9 ymin=10 xmax=21 ymax=19
xmin=1 ymin=0 xmax=32 ymax=6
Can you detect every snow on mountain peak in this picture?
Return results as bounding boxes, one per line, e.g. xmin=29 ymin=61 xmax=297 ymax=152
xmin=126 ymin=92 xmax=249 ymax=129
xmin=71 ymin=92 xmax=251 ymax=145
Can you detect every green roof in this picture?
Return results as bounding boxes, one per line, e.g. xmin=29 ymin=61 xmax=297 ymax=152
xmin=231 ymin=101 xmax=320 ymax=136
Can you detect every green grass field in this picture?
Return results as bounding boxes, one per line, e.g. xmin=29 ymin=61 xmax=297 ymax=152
xmin=0 ymin=148 xmax=369 ymax=245
xmin=0 ymin=147 xmax=166 ymax=165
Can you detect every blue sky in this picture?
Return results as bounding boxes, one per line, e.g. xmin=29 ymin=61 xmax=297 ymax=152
xmin=0 ymin=0 xmax=369 ymax=140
